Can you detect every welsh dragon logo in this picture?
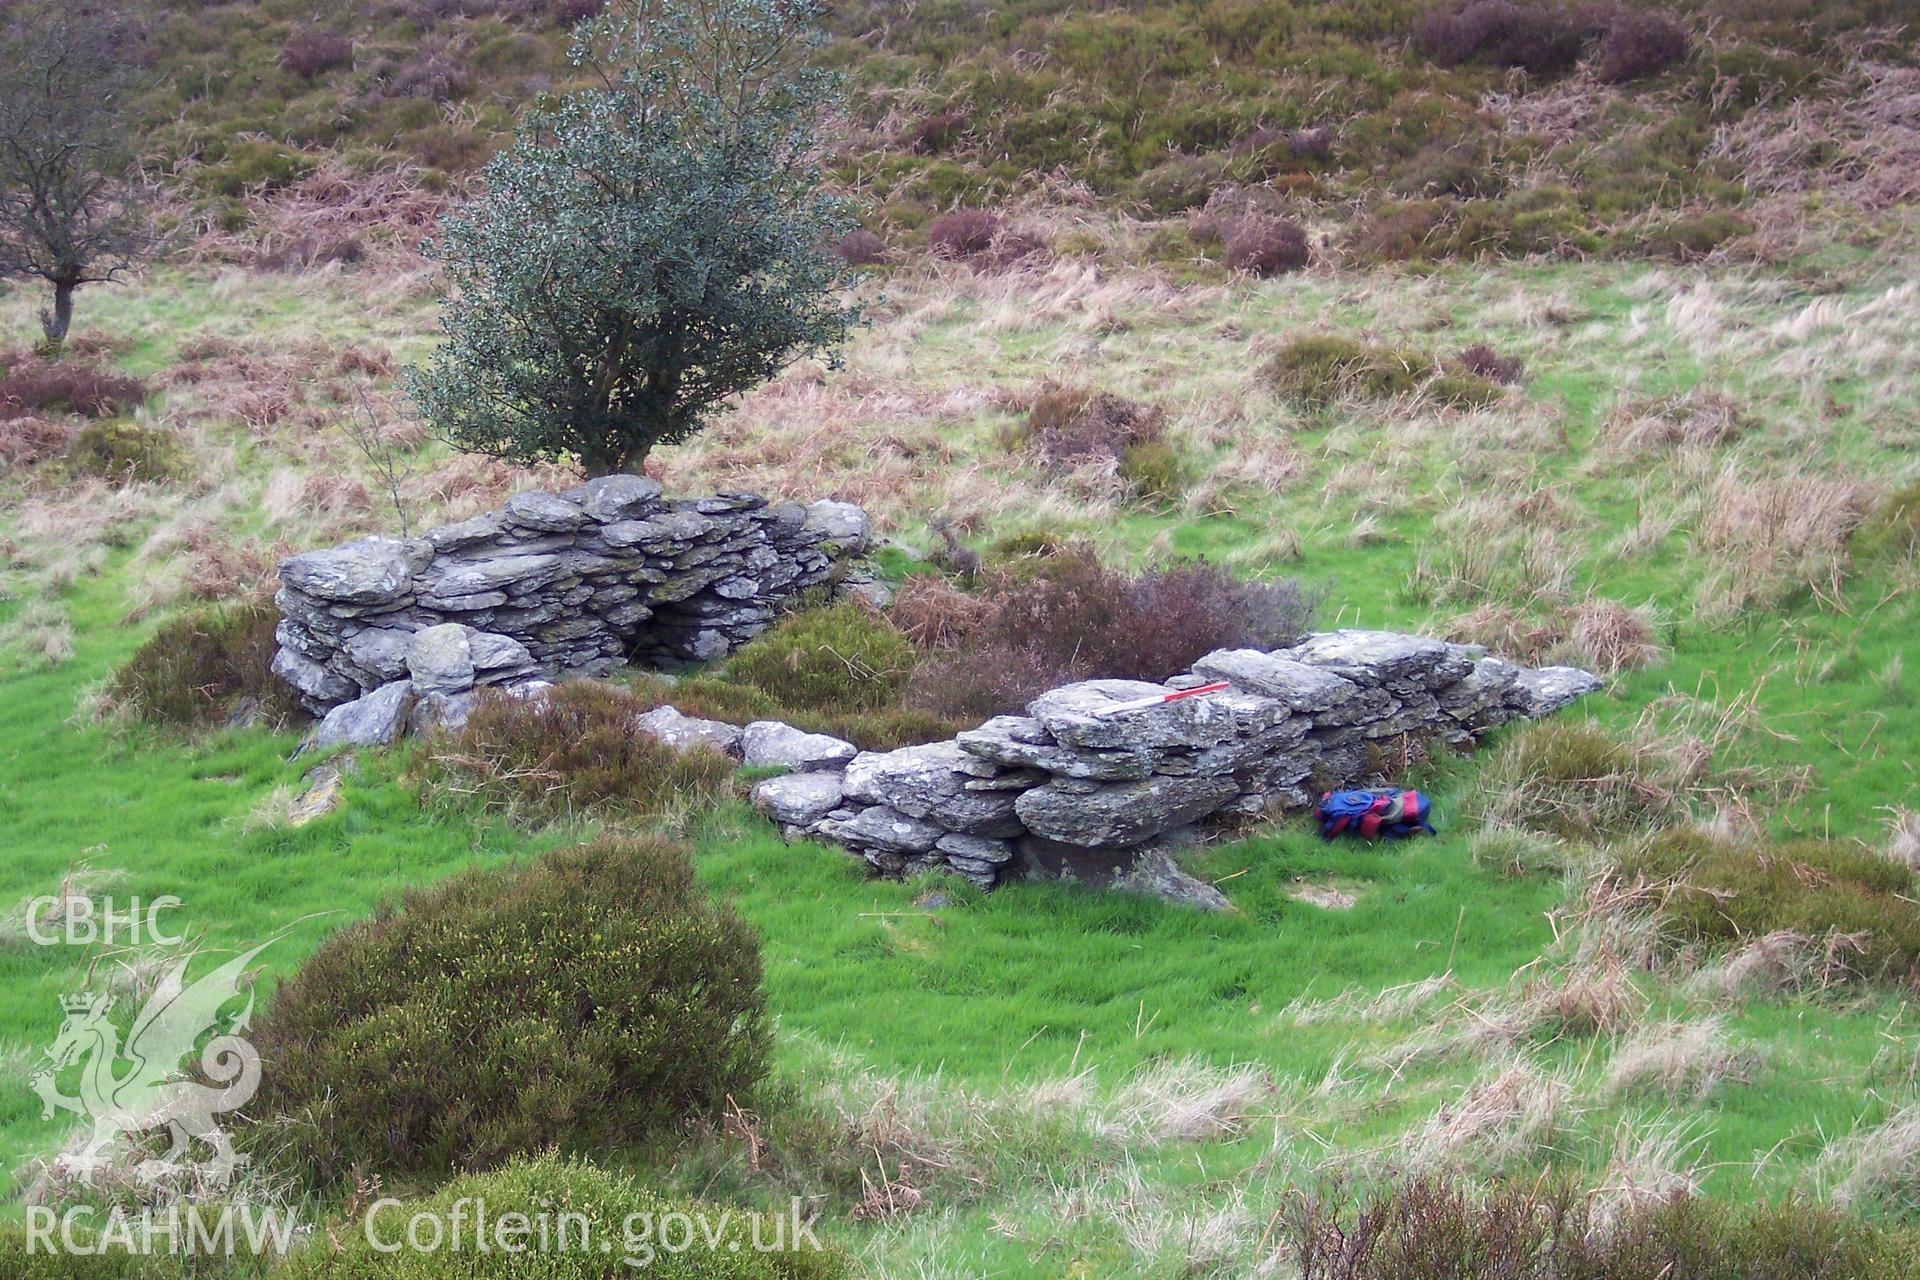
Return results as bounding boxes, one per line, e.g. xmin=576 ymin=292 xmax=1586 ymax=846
xmin=30 ymin=937 xmax=282 ymax=1190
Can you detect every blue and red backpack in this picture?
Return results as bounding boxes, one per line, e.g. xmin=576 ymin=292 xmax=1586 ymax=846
xmin=1316 ymin=789 xmax=1436 ymax=841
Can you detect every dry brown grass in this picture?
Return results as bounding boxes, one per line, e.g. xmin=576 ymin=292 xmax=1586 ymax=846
xmin=1820 ymin=1098 xmax=1920 ymax=1214
xmin=1604 ymin=1017 xmax=1752 ymax=1101
xmin=1695 ymin=467 xmax=1876 ymax=615
xmin=1713 ymin=60 xmax=1920 ymax=215
xmin=1884 ymin=808 xmax=1920 ymax=870
xmin=1683 ymin=928 xmax=1864 ymax=1004
xmin=1600 ymin=390 xmax=1747 ymax=456
xmin=1404 ymin=1061 xmax=1569 ymax=1174
xmin=1564 ymin=597 xmax=1662 ymax=675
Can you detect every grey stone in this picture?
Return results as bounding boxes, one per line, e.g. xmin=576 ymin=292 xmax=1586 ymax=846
xmin=752 ymin=771 xmax=846 ymax=827
xmin=1281 ymin=629 xmax=1471 ymax=687
xmin=955 ymin=716 xmax=1159 ymax=781
xmin=840 ymin=577 xmax=892 ymax=610
xmin=1192 ymin=649 xmax=1359 ymax=713
xmin=818 ymin=804 xmax=944 ymax=854
xmin=1030 ymin=679 xmax=1294 ymax=752
xmin=424 ymin=513 xmax=504 ymax=552
xmin=1509 ymin=665 xmax=1605 ymax=716
xmin=280 ymin=538 xmax=419 ymax=605
xmin=635 ymin=705 xmax=743 ymax=757
xmin=803 ymin=499 xmax=872 ymax=553
xmin=428 ymin=553 xmax=564 ymax=597
xmin=467 ymin=630 xmax=534 ymax=673
xmin=601 ymin=510 xmax=716 ymax=549
xmin=271 ymin=646 xmax=359 ymax=706
xmin=406 ymin=623 xmax=475 ymax=696
xmin=1015 ymin=773 xmax=1239 ymax=847
xmin=843 ymin=742 xmax=1026 ymax=835
xmin=935 ymin=832 xmax=1014 ymax=864
xmin=409 ymin=690 xmax=478 ymax=736
xmin=582 ymin=474 xmax=664 ymax=522
xmin=1113 ymin=849 xmax=1232 ymax=912
xmin=306 ymin=680 xmax=414 ymax=751
xmin=342 ymin=627 xmax=414 ymax=682
xmin=505 ymin=490 xmax=587 ymax=533
xmin=741 ymin=721 xmax=857 ymax=772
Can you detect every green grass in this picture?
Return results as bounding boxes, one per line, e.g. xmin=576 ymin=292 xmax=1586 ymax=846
xmin=3 ymin=247 xmax=1920 ymax=1272
xmin=0 ymin=569 xmax=562 ymax=1197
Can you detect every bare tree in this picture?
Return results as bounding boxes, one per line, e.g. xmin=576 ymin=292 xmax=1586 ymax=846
xmin=0 ymin=3 xmax=155 ymax=347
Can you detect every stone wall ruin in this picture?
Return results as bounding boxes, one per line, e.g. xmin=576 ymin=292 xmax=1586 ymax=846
xmin=749 ymin=631 xmax=1602 ymax=902
xmin=271 ymin=479 xmax=872 ymax=723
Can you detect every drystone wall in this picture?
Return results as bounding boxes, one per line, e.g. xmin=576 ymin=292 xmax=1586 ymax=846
xmin=271 ymin=479 xmax=872 ymax=721
xmin=749 ymin=631 xmax=1601 ymax=902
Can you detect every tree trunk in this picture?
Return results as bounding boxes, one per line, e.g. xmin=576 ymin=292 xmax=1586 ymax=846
xmin=582 ymin=448 xmax=647 ymax=479
xmin=40 ymin=279 xmax=75 ymax=347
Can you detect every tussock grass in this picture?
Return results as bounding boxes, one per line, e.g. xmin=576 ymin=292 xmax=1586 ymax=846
xmin=1821 ymin=1100 xmax=1920 ymax=1215
xmin=1471 ymin=720 xmax=1687 ymax=843
xmin=1403 ymin=1061 xmax=1569 ymax=1174
xmin=1604 ymin=1017 xmax=1752 ymax=1100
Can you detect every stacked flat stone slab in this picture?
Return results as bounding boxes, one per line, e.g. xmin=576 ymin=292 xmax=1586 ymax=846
xmin=271 ymin=478 xmax=870 ymax=714
xmin=751 ymin=629 xmax=1601 ymax=894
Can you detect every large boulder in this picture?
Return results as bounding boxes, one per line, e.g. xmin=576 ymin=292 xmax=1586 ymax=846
xmin=406 ymin=623 xmax=476 ymax=696
xmin=279 ymin=537 xmax=423 ymax=605
xmin=817 ymin=804 xmax=944 ymax=854
xmin=504 ymin=489 xmax=587 ymax=533
xmin=802 ymin=499 xmax=872 ymax=554
xmin=1029 ymin=679 xmax=1295 ymax=752
xmin=1191 ymin=649 xmax=1358 ymax=714
xmin=635 ymin=705 xmax=744 ymax=758
xmin=1508 ymin=665 xmax=1605 ymax=716
xmin=751 ymin=771 xmax=846 ymax=827
xmin=1015 ymin=773 xmax=1240 ymax=848
xmin=580 ymin=474 xmax=663 ymax=522
xmin=1279 ymin=629 xmax=1473 ymax=691
xmin=741 ymin=721 xmax=857 ymax=772
xmin=955 ymin=715 xmax=1160 ymax=781
xmin=271 ymin=646 xmax=360 ymax=706
xmin=305 ymin=680 xmax=415 ymax=752
xmin=842 ymin=742 xmax=1024 ymax=836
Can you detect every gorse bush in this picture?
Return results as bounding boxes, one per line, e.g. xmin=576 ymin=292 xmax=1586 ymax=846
xmin=104 ymin=600 xmax=302 ymax=730
xmin=1414 ymin=1 xmax=1588 ymax=76
xmin=65 ymin=419 xmax=183 ymax=484
xmin=0 ymin=414 xmax=76 ymax=470
xmin=434 ymin=680 xmax=735 ymax=822
xmin=832 ymin=227 xmax=887 ymax=265
xmin=250 ymin=838 xmax=770 ymax=1189
xmin=926 ymin=209 xmax=1001 ymax=259
xmin=1853 ymin=480 xmax=1920 ymax=561
xmin=904 ymin=107 xmax=969 ymax=154
xmin=1595 ymin=9 xmax=1691 ymax=83
xmin=721 ymin=600 xmax=918 ymax=712
xmin=1454 ymin=343 xmax=1525 ymax=384
xmin=1118 ymin=439 xmax=1188 ymax=503
xmin=279 ymin=30 xmax=353 ymax=79
xmin=1009 ymin=382 xmax=1172 ymax=497
xmin=673 ymin=603 xmax=961 ymax=749
xmin=1617 ymin=830 xmax=1920 ymax=983
xmin=1267 ymin=335 xmax=1501 ymax=410
xmin=282 ymin=1154 xmax=846 ymax=1278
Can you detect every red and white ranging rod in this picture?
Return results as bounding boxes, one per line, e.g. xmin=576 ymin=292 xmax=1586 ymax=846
xmin=1091 ymin=681 xmax=1231 ymax=718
